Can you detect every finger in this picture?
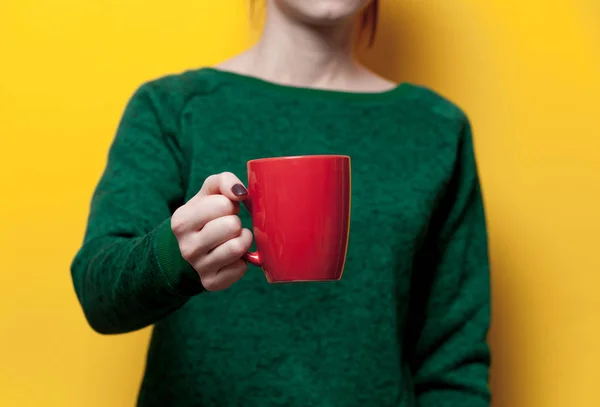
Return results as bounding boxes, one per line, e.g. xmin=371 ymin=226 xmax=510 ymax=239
xmin=172 ymin=195 xmax=240 ymax=234
xmin=200 ymin=228 xmax=253 ymax=271
xmin=195 ymin=215 xmax=243 ymax=253
xmin=197 ymin=172 xmax=248 ymax=201
xmin=177 ymin=214 xmax=243 ymax=261
xmin=201 ymin=259 xmax=248 ymax=291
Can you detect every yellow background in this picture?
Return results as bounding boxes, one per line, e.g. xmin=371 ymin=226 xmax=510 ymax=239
xmin=1 ymin=1 xmax=599 ymax=406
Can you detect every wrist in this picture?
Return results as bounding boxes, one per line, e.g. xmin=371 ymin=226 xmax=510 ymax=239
xmin=153 ymin=218 xmax=205 ymax=297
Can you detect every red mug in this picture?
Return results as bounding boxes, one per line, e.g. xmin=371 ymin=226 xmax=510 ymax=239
xmin=242 ymin=155 xmax=351 ymax=283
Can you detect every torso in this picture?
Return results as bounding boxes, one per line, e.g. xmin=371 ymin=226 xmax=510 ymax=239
xmin=137 ymin=68 xmax=465 ymax=407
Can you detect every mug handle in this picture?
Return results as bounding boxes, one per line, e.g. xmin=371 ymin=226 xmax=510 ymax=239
xmin=243 ymin=251 xmax=262 ymax=267
xmin=241 ymin=195 xmax=263 ymax=267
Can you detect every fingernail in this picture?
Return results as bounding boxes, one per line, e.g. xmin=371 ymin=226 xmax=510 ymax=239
xmin=231 ymin=184 xmax=248 ymax=197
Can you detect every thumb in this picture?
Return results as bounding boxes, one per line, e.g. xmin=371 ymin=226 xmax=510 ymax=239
xmin=198 ymin=172 xmax=248 ymax=202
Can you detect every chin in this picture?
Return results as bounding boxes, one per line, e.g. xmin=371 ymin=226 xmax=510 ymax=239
xmin=275 ymin=0 xmax=372 ymax=26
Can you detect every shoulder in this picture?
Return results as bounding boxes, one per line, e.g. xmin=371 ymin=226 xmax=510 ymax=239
xmin=397 ymin=82 xmax=472 ymax=146
xmin=133 ymin=68 xmax=222 ymax=108
xmin=401 ymin=83 xmax=468 ymax=124
xmin=122 ymin=68 xmax=222 ymax=131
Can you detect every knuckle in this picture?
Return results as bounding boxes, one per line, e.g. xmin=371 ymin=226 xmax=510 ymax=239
xmin=223 ymin=215 xmax=242 ymax=236
xmin=220 ymin=171 xmax=235 ymax=180
xmin=203 ymin=174 xmax=218 ymax=187
xmin=170 ymin=211 xmax=186 ymax=236
xmin=178 ymin=241 xmax=197 ymax=260
xmin=234 ymin=260 xmax=248 ymax=275
xmin=240 ymin=229 xmax=253 ymax=246
xmin=214 ymin=194 xmax=234 ymax=215
xmin=180 ymin=236 xmax=207 ymax=261
xmin=228 ymin=238 xmax=247 ymax=258
xmin=200 ymin=276 xmax=220 ymax=291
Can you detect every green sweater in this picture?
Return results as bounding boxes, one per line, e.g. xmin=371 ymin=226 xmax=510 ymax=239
xmin=71 ymin=68 xmax=491 ymax=407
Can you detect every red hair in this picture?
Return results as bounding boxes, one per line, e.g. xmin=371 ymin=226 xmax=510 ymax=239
xmin=361 ymin=0 xmax=379 ymax=47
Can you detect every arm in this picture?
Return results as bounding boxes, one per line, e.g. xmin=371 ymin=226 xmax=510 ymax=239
xmin=406 ymin=117 xmax=491 ymax=406
xmin=70 ymin=82 xmax=203 ymax=335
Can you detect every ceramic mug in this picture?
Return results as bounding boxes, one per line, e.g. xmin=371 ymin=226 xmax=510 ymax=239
xmin=242 ymin=155 xmax=351 ymax=282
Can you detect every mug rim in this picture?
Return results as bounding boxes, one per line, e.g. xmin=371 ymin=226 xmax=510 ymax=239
xmin=247 ymin=154 xmax=350 ymax=165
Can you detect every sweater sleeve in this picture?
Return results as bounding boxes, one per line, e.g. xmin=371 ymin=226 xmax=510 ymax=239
xmin=406 ymin=117 xmax=491 ymax=406
xmin=70 ymin=81 xmax=204 ymax=335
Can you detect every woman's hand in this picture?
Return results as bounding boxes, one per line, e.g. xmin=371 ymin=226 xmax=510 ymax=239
xmin=171 ymin=172 xmax=253 ymax=291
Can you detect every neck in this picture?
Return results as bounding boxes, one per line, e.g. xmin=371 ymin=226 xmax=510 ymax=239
xmin=247 ymin=2 xmax=360 ymax=88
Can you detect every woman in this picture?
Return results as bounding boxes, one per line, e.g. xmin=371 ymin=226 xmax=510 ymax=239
xmin=71 ymin=1 xmax=491 ymax=406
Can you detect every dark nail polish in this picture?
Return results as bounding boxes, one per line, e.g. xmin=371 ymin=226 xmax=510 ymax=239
xmin=231 ymin=184 xmax=248 ymax=197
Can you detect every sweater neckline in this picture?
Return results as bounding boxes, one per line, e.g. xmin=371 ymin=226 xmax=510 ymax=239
xmin=199 ymin=67 xmax=409 ymax=102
